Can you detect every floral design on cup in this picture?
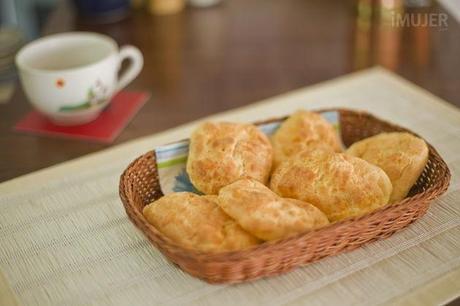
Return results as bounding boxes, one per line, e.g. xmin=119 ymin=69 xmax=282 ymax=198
xmin=59 ymin=80 xmax=109 ymax=112
xmin=56 ymin=78 xmax=65 ymax=88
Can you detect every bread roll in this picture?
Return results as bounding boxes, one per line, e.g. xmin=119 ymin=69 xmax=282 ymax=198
xmin=346 ymin=132 xmax=428 ymax=203
xmin=143 ymin=192 xmax=260 ymax=252
xmin=270 ymin=148 xmax=392 ymax=222
xmin=187 ymin=122 xmax=273 ymax=194
xmin=271 ymin=110 xmax=342 ymax=167
xmin=217 ymin=179 xmax=329 ymax=241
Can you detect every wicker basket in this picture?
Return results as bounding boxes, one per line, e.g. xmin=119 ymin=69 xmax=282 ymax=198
xmin=119 ymin=108 xmax=451 ymax=284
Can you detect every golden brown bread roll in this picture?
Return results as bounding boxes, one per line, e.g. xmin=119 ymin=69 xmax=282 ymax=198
xmin=271 ymin=110 xmax=342 ymax=167
xmin=186 ymin=122 xmax=273 ymax=194
xmin=270 ymin=148 xmax=392 ymax=222
xmin=143 ymin=192 xmax=260 ymax=252
xmin=346 ymin=132 xmax=428 ymax=203
xmin=217 ymin=179 xmax=329 ymax=241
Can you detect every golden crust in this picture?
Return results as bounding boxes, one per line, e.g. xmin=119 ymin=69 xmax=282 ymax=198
xmin=186 ymin=122 xmax=273 ymax=194
xmin=270 ymin=148 xmax=392 ymax=222
xmin=271 ymin=110 xmax=342 ymax=167
xmin=217 ymin=179 xmax=329 ymax=241
xmin=142 ymin=192 xmax=260 ymax=252
xmin=346 ymin=132 xmax=428 ymax=203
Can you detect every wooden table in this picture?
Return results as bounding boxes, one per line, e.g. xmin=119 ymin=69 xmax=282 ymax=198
xmin=1 ymin=0 xmax=459 ymax=182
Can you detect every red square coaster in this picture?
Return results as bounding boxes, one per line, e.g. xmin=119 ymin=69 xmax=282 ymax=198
xmin=13 ymin=91 xmax=150 ymax=143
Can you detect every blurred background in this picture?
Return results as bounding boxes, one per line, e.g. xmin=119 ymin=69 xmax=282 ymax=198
xmin=0 ymin=0 xmax=459 ymax=181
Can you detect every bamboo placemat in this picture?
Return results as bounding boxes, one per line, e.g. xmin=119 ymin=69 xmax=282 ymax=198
xmin=1 ymin=67 xmax=459 ymax=306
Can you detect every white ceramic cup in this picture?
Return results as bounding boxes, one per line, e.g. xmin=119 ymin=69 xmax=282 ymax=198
xmin=16 ymin=32 xmax=143 ymax=125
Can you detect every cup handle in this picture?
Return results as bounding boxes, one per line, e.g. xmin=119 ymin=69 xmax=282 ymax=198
xmin=116 ymin=45 xmax=144 ymax=92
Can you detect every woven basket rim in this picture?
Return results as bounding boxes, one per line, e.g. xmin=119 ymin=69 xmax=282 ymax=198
xmin=119 ymin=108 xmax=451 ymax=262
